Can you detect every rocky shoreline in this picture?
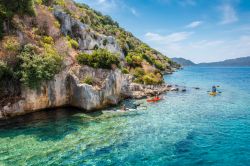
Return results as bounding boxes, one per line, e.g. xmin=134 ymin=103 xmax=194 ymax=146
xmin=0 ymin=66 xmax=182 ymax=120
xmin=0 ymin=4 xmax=181 ymax=120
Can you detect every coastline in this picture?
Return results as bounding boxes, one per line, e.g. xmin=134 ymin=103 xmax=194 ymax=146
xmin=0 ymin=67 xmax=181 ymax=120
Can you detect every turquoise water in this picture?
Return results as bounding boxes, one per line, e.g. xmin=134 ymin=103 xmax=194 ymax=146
xmin=0 ymin=67 xmax=250 ymax=166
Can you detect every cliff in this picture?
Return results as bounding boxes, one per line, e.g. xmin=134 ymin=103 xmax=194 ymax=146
xmin=0 ymin=0 xmax=178 ymax=119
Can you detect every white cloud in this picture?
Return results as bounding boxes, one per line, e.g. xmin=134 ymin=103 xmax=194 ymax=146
xmin=219 ymin=4 xmax=238 ymax=24
xmin=178 ymin=0 xmax=196 ymax=6
xmin=77 ymin=0 xmax=138 ymax=16
xmin=130 ymin=8 xmax=139 ymax=16
xmin=145 ymin=32 xmax=193 ymax=44
xmin=158 ymin=0 xmax=197 ymax=6
xmin=185 ymin=21 xmax=203 ymax=28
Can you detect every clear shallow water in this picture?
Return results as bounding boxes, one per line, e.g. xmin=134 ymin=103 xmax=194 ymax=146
xmin=0 ymin=67 xmax=250 ymax=166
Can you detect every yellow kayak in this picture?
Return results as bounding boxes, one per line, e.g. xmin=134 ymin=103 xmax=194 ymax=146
xmin=209 ymin=92 xmax=217 ymax=96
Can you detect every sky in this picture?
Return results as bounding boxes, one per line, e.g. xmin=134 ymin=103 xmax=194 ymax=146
xmin=74 ymin=0 xmax=250 ymax=63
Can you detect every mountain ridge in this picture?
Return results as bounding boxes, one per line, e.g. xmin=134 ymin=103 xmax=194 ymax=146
xmin=171 ymin=57 xmax=196 ymax=66
xmin=172 ymin=56 xmax=250 ymax=67
xmin=198 ymin=56 xmax=250 ymax=66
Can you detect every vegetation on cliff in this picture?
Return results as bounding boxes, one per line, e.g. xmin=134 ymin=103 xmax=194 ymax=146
xmin=0 ymin=0 xmax=179 ymax=105
xmin=77 ymin=49 xmax=120 ymax=69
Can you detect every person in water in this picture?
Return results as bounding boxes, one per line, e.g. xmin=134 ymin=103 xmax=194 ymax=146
xmin=121 ymin=104 xmax=126 ymax=111
xmin=212 ymin=86 xmax=217 ymax=93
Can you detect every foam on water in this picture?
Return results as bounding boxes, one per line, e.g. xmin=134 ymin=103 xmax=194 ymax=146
xmin=0 ymin=67 xmax=250 ymax=166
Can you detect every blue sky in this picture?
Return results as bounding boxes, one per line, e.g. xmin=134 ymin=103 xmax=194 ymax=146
xmin=74 ymin=0 xmax=250 ymax=63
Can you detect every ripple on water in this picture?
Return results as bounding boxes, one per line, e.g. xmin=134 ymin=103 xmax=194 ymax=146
xmin=0 ymin=67 xmax=250 ymax=166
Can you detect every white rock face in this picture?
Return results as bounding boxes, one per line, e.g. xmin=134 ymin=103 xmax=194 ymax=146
xmin=0 ymin=70 xmax=70 ymax=117
xmin=54 ymin=8 xmax=124 ymax=59
xmin=0 ymin=66 xmax=130 ymax=118
xmin=68 ymin=66 xmax=126 ymax=110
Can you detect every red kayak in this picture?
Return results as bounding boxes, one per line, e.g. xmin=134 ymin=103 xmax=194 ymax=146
xmin=147 ymin=97 xmax=161 ymax=102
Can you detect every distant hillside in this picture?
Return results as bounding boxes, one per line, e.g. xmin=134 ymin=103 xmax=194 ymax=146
xmin=171 ymin=58 xmax=195 ymax=66
xmin=198 ymin=56 xmax=250 ymax=66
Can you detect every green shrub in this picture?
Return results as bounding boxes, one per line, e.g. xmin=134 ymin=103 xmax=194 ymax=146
xmin=125 ymin=52 xmax=143 ymax=67
xmin=3 ymin=36 xmax=21 ymax=52
xmin=0 ymin=61 xmax=12 ymax=79
xmin=81 ymin=75 xmax=94 ymax=85
xmin=54 ymin=0 xmax=65 ymax=6
xmin=142 ymin=72 xmax=163 ymax=85
xmin=77 ymin=49 xmax=120 ymax=69
xmin=132 ymin=67 xmax=163 ymax=85
xmin=42 ymin=36 xmax=54 ymax=44
xmin=66 ymin=36 xmax=79 ymax=49
xmin=0 ymin=0 xmax=35 ymax=38
xmin=154 ymin=61 xmax=164 ymax=70
xmin=103 ymin=39 xmax=108 ymax=46
xmin=70 ymin=39 xmax=79 ymax=49
xmin=18 ymin=44 xmax=62 ymax=88
xmin=121 ymin=68 xmax=129 ymax=74
xmin=93 ymin=44 xmax=99 ymax=50
xmin=133 ymin=67 xmax=144 ymax=78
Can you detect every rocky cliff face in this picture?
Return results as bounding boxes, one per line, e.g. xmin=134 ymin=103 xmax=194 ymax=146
xmin=54 ymin=7 xmax=124 ymax=58
xmin=0 ymin=66 xmax=126 ymax=118
xmin=0 ymin=1 xmax=177 ymax=120
xmin=0 ymin=63 xmax=172 ymax=119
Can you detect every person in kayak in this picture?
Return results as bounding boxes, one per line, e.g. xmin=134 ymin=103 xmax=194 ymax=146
xmin=212 ymin=86 xmax=217 ymax=93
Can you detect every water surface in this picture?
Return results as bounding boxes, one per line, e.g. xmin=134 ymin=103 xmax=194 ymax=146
xmin=0 ymin=67 xmax=250 ymax=166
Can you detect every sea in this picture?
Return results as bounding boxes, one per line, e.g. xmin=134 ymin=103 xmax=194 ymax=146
xmin=0 ymin=67 xmax=250 ymax=166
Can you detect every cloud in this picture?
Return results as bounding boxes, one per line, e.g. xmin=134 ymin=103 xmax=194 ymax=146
xmin=178 ymin=0 xmax=196 ymax=6
xmin=219 ymin=4 xmax=238 ymax=24
xmin=185 ymin=21 xmax=203 ymax=28
xmin=158 ymin=0 xmax=197 ymax=6
xmin=145 ymin=32 xmax=193 ymax=44
xmin=130 ymin=8 xmax=139 ymax=16
xmin=76 ymin=0 xmax=138 ymax=16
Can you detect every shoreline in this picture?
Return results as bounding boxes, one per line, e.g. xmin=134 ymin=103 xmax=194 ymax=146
xmin=0 ymin=77 xmax=185 ymax=120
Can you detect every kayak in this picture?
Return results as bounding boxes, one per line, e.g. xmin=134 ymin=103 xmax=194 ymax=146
xmin=209 ymin=92 xmax=217 ymax=96
xmin=147 ymin=97 xmax=161 ymax=102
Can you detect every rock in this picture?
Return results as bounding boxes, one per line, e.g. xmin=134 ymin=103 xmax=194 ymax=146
xmin=54 ymin=7 xmax=124 ymax=58
xmin=171 ymin=87 xmax=179 ymax=91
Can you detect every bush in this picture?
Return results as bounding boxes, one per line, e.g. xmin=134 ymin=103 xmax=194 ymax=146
xmin=125 ymin=52 xmax=143 ymax=67
xmin=132 ymin=67 xmax=163 ymax=85
xmin=3 ymin=36 xmax=21 ymax=52
xmin=18 ymin=44 xmax=62 ymax=88
xmin=133 ymin=67 xmax=144 ymax=78
xmin=0 ymin=0 xmax=35 ymax=38
xmin=81 ymin=75 xmax=94 ymax=85
xmin=103 ymin=39 xmax=108 ymax=46
xmin=68 ymin=38 xmax=79 ymax=49
xmin=121 ymin=68 xmax=129 ymax=74
xmin=132 ymin=67 xmax=144 ymax=84
xmin=142 ymin=73 xmax=163 ymax=85
xmin=0 ymin=61 xmax=12 ymax=79
xmin=42 ymin=36 xmax=54 ymax=44
xmin=77 ymin=49 xmax=120 ymax=69
xmin=66 ymin=36 xmax=79 ymax=49
xmin=154 ymin=61 xmax=164 ymax=70
xmin=54 ymin=0 xmax=65 ymax=6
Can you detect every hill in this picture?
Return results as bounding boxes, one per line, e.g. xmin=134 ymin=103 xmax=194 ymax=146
xmin=0 ymin=0 xmax=179 ymax=118
xmin=171 ymin=57 xmax=195 ymax=66
xmin=198 ymin=56 xmax=250 ymax=66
